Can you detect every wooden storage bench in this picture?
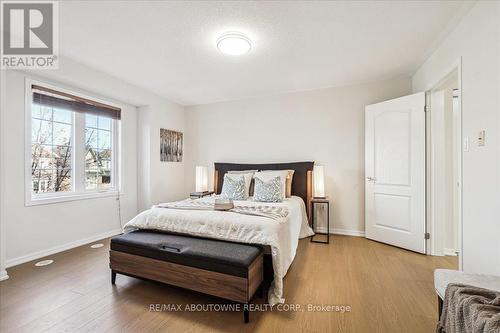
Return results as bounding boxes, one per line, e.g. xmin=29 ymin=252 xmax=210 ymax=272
xmin=110 ymin=230 xmax=264 ymax=323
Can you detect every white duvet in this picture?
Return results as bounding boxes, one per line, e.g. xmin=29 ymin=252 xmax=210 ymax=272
xmin=123 ymin=195 xmax=314 ymax=305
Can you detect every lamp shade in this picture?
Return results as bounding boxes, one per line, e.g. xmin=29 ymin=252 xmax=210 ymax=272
xmin=313 ymin=165 xmax=325 ymax=198
xmin=195 ymin=166 xmax=208 ymax=192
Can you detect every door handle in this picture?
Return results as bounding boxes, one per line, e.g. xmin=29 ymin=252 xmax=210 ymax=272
xmin=366 ymin=176 xmax=376 ymax=182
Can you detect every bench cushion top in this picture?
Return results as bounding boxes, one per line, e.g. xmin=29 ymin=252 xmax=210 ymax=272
xmin=434 ymin=269 xmax=500 ymax=299
xmin=111 ymin=230 xmax=262 ymax=278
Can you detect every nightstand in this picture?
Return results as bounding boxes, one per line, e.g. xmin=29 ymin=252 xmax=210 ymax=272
xmin=190 ymin=191 xmax=214 ymax=199
xmin=310 ymin=198 xmax=330 ymax=244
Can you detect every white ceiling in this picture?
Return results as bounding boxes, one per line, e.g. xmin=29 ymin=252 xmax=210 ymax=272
xmin=59 ymin=1 xmax=472 ymax=106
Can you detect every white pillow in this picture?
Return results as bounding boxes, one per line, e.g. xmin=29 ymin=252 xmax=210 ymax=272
xmin=253 ymin=170 xmax=289 ymax=200
xmin=225 ymin=172 xmax=254 ymax=199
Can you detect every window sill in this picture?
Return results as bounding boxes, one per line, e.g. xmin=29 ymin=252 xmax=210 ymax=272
xmin=25 ymin=190 xmax=122 ymax=207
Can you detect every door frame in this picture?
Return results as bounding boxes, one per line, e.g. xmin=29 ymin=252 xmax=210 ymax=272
xmin=425 ymin=57 xmax=463 ymax=270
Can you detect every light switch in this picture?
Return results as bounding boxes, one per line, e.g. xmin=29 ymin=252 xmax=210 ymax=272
xmin=478 ymin=130 xmax=485 ymax=146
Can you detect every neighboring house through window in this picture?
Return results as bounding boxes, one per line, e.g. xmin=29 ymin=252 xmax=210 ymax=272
xmin=85 ymin=114 xmax=113 ymax=190
xmin=31 ymin=104 xmax=73 ymax=193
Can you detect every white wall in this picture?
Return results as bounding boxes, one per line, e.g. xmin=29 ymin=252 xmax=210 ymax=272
xmin=2 ymin=70 xmax=137 ymax=266
xmin=184 ymin=77 xmax=412 ymax=235
xmin=0 ymin=57 xmax=185 ymax=269
xmin=22 ymin=57 xmax=186 ymax=211
xmin=412 ymin=2 xmax=500 ymax=275
xmin=137 ymin=103 xmax=185 ymax=212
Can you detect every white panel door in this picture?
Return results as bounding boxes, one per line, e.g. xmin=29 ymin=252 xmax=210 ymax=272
xmin=365 ymin=92 xmax=426 ymax=253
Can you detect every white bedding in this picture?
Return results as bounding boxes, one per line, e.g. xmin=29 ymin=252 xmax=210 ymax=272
xmin=123 ymin=195 xmax=314 ymax=305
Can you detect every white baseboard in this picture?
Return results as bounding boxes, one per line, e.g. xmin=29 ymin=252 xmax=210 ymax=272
xmin=0 ymin=270 xmax=9 ymax=281
xmin=444 ymin=248 xmax=459 ymax=256
xmin=314 ymin=227 xmax=365 ymax=237
xmin=5 ymin=228 xmax=122 ymax=268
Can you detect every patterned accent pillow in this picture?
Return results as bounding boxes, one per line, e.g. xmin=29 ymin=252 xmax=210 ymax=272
xmin=254 ymin=176 xmax=283 ymax=202
xmin=220 ymin=174 xmax=246 ymax=200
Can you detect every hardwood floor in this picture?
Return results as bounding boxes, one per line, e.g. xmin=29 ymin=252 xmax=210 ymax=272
xmin=0 ymin=236 xmax=457 ymax=333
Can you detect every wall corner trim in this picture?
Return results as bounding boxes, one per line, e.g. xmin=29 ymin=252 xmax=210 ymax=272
xmin=0 ymin=270 xmax=9 ymax=281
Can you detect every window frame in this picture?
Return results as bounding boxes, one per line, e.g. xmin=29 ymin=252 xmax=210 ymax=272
xmin=25 ymin=78 xmax=121 ymax=206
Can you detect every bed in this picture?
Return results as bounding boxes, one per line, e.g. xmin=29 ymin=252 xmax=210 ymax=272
xmin=119 ymin=161 xmax=315 ymax=305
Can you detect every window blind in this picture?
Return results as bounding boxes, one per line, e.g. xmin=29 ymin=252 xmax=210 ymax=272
xmin=32 ymin=85 xmax=121 ymax=120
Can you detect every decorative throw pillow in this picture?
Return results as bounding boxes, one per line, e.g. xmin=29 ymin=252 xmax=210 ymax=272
xmin=254 ymin=170 xmax=289 ymax=200
xmin=227 ymin=170 xmax=257 ymax=198
xmin=220 ymin=174 xmax=246 ymax=200
xmin=254 ymin=176 xmax=283 ymax=202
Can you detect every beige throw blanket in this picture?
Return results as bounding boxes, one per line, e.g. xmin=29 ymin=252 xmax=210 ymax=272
xmin=437 ymin=283 xmax=500 ymax=333
xmin=156 ymin=198 xmax=289 ymax=221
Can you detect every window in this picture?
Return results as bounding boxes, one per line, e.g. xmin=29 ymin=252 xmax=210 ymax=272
xmin=31 ymin=105 xmax=73 ymax=193
xmin=85 ymin=115 xmax=113 ymax=190
xmin=26 ymin=81 xmax=121 ymax=205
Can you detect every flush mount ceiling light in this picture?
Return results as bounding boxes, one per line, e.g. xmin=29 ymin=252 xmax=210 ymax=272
xmin=216 ymin=32 xmax=252 ymax=56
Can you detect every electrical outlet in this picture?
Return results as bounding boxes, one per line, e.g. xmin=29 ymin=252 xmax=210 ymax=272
xmin=478 ymin=130 xmax=485 ymax=146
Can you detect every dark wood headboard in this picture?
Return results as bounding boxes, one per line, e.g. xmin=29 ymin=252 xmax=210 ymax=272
xmin=214 ymin=161 xmax=314 ymax=218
